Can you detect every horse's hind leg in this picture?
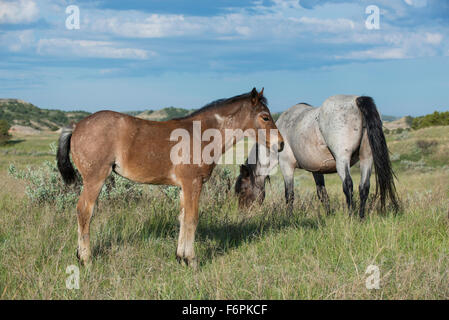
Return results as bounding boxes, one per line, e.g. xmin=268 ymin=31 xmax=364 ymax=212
xmin=279 ymin=147 xmax=296 ymax=212
xmin=280 ymin=160 xmax=295 ymax=212
xmin=76 ymin=167 xmax=112 ymax=265
xmin=313 ymin=173 xmax=331 ymax=215
xmin=176 ymin=178 xmax=203 ymax=269
xmin=359 ymin=130 xmax=373 ymax=219
xmin=336 ymin=157 xmax=354 ymax=215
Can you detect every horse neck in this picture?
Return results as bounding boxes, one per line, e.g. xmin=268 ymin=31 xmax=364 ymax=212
xmin=190 ymin=101 xmax=250 ymax=153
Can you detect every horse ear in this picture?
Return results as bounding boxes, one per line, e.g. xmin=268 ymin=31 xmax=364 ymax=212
xmin=251 ymin=87 xmax=259 ymax=105
xmin=258 ymin=87 xmax=264 ymax=98
xmin=240 ymin=164 xmax=250 ymax=178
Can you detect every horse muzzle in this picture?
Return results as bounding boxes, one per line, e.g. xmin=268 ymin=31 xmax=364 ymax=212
xmin=278 ymin=141 xmax=285 ymax=153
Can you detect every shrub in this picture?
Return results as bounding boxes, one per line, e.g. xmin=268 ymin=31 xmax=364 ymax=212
xmin=0 ymin=119 xmax=11 ymax=144
xmin=416 ymin=140 xmax=438 ymax=154
xmin=9 ymin=161 xmax=145 ymax=210
xmin=156 ymin=166 xmax=233 ymax=207
xmin=412 ymin=111 xmax=449 ymax=130
xmin=8 ymin=144 xmax=144 ymax=210
xmin=7 ymin=144 xmax=236 ymax=211
xmin=404 ymin=116 xmax=414 ymax=127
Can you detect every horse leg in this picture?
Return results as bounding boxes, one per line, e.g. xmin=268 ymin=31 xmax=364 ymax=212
xmin=76 ymin=167 xmax=111 ymax=265
xmin=359 ymin=130 xmax=373 ymax=219
xmin=313 ymin=173 xmax=331 ymax=215
xmin=336 ymin=158 xmax=354 ymax=215
xmin=280 ymin=160 xmax=295 ymax=212
xmin=176 ymin=178 xmax=202 ymax=269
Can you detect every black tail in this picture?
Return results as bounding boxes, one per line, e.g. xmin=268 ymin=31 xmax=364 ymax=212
xmin=57 ymin=126 xmax=77 ymax=185
xmin=356 ymin=96 xmax=399 ymax=213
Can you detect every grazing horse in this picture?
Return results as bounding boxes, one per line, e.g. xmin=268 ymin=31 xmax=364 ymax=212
xmin=57 ymin=88 xmax=284 ymax=267
xmin=235 ymin=95 xmax=399 ymax=218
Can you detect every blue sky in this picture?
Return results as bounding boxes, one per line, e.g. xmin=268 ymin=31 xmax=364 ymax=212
xmin=0 ymin=0 xmax=448 ymax=116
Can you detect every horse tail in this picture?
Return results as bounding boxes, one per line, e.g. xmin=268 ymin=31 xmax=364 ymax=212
xmin=356 ymin=96 xmax=399 ymax=213
xmin=57 ymin=125 xmax=77 ymax=185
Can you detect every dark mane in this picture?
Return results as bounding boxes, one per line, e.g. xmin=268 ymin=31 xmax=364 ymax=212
xmin=297 ymin=102 xmax=311 ymax=106
xmin=173 ymin=91 xmax=268 ymax=120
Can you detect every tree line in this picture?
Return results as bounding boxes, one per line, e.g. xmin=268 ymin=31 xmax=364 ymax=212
xmin=411 ymin=111 xmax=449 ymax=130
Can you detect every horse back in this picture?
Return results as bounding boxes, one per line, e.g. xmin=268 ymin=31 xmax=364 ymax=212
xmin=71 ymin=110 xmax=182 ymax=185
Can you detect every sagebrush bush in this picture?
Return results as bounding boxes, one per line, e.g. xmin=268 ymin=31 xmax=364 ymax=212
xmin=150 ymin=165 xmax=233 ymax=207
xmin=7 ymin=144 xmax=235 ymax=211
xmin=7 ymin=144 xmax=145 ymax=210
xmin=8 ymin=160 xmax=145 ymax=210
xmin=416 ymin=139 xmax=438 ymax=154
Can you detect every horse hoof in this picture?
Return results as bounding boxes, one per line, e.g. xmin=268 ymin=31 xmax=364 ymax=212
xmin=76 ymin=248 xmax=91 ymax=266
xmin=185 ymin=257 xmax=198 ymax=270
xmin=176 ymin=254 xmax=198 ymax=269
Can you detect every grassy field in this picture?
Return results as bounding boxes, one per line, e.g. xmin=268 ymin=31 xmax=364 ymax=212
xmin=0 ymin=127 xmax=448 ymax=299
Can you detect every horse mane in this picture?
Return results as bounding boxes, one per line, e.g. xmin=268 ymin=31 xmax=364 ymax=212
xmin=297 ymin=102 xmax=311 ymax=106
xmin=174 ymin=90 xmax=268 ymax=120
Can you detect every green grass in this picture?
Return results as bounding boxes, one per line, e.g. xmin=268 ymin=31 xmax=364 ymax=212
xmin=0 ymin=128 xmax=448 ymax=299
xmin=0 ymin=132 xmax=56 ymax=171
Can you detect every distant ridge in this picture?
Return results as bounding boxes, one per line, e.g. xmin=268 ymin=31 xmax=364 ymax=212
xmin=383 ymin=116 xmax=413 ymax=131
xmin=0 ymin=99 xmax=89 ymax=134
xmin=382 ymin=115 xmax=400 ymax=122
xmin=1 ymin=98 xmax=408 ymax=135
xmin=136 ymin=106 xmax=194 ymax=121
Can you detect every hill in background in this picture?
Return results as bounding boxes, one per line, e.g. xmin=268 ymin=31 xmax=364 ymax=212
xmin=0 ymin=99 xmax=89 ymax=133
xmin=383 ymin=116 xmax=414 ymax=131
xmin=136 ymin=107 xmax=194 ymax=121
xmin=2 ymin=98 xmax=447 ymax=135
xmin=382 ymin=115 xmax=400 ymax=122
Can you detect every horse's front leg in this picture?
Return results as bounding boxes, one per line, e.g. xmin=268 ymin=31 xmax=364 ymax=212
xmin=280 ymin=160 xmax=295 ymax=213
xmin=176 ymin=178 xmax=202 ymax=269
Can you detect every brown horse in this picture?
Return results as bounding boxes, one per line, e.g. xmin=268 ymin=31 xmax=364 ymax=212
xmin=57 ymin=88 xmax=284 ymax=268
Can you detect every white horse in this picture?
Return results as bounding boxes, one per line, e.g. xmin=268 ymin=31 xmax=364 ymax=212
xmin=235 ymin=95 xmax=399 ymax=218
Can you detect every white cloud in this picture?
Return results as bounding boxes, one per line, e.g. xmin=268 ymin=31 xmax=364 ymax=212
xmin=404 ymin=0 xmax=427 ymax=8
xmin=37 ymin=38 xmax=152 ymax=60
xmin=425 ymin=33 xmax=443 ymax=45
xmin=295 ymin=17 xmax=355 ymax=32
xmin=336 ymin=29 xmax=446 ymax=61
xmin=337 ymin=48 xmax=407 ymax=60
xmin=88 ymin=8 xmax=356 ymax=40
xmin=0 ymin=29 xmax=35 ymax=51
xmin=89 ymin=12 xmax=257 ymax=39
xmin=0 ymin=0 xmax=38 ymax=24
xmin=91 ymin=14 xmax=203 ymax=38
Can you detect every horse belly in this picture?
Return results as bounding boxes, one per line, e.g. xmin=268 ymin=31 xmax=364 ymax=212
xmin=114 ymin=146 xmax=177 ymax=185
xmin=113 ymin=126 xmax=178 ymax=185
xmin=292 ymin=118 xmax=337 ymax=173
xmin=296 ymin=145 xmax=336 ymax=173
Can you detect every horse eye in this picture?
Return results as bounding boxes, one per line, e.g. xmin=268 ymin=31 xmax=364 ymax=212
xmin=262 ymin=116 xmax=269 ymax=121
